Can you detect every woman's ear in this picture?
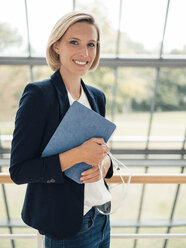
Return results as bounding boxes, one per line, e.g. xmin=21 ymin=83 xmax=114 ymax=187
xmin=53 ymin=42 xmax=59 ymax=54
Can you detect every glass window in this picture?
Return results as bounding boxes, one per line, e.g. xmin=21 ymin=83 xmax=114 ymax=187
xmin=83 ymin=66 xmax=115 ymax=115
xmin=0 ymin=0 xmax=27 ymax=56
xmin=136 ymin=228 xmax=167 ymax=248
xmin=76 ymin=0 xmax=121 ymax=55
xmin=27 ymin=0 xmax=73 ymax=56
xmin=85 ymin=67 xmax=157 ymax=150
xmin=167 ymin=227 xmax=186 ymax=248
xmin=163 ymin=0 xmax=186 ymax=56
xmin=32 ymin=65 xmax=52 ymax=81
xmin=119 ymin=0 xmax=167 ymax=55
xmin=149 ymin=68 xmax=186 ymax=150
xmin=113 ymin=67 xmax=156 ymax=149
xmin=141 ymin=180 xmax=178 ymax=220
xmin=0 ymin=183 xmax=36 ymax=248
xmin=0 ymin=66 xmax=30 ymax=136
xmin=174 ymin=184 xmax=186 ymax=219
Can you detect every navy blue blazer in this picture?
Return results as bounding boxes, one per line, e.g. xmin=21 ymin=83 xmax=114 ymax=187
xmin=10 ymin=70 xmax=113 ymax=239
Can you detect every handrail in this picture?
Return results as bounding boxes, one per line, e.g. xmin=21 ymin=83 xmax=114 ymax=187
xmin=1 ymin=172 xmax=186 ymax=247
xmin=0 ymin=232 xmax=44 ymax=248
xmin=107 ymin=174 xmax=186 ymax=184
xmin=1 ymin=233 xmax=186 ymax=240
xmin=1 ymin=173 xmax=186 ymax=184
xmin=111 ymin=234 xmax=186 ymax=239
xmin=1 ymin=134 xmax=185 ymax=142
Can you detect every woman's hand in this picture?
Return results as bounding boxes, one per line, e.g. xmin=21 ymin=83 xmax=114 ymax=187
xmin=80 ymin=155 xmax=111 ymax=183
xmin=79 ymin=137 xmax=110 ymax=166
xmin=80 ymin=165 xmax=101 ymax=183
xmin=59 ymin=138 xmax=110 ymax=172
xmin=79 ymin=138 xmax=111 ymax=183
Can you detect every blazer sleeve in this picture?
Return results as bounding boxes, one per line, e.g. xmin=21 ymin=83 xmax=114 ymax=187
xmin=9 ymin=83 xmax=65 ymax=185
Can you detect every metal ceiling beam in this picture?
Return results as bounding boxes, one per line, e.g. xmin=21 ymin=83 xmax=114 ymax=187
xmin=1 ymin=56 xmax=186 ymax=67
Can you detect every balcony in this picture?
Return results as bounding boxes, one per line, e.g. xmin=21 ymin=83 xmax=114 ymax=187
xmin=1 ymin=173 xmax=186 ymax=247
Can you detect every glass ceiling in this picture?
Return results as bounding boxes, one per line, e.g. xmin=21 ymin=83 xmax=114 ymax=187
xmin=0 ymin=0 xmax=186 ymax=57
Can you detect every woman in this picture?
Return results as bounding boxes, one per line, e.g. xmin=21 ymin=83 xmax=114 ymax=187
xmin=10 ymin=11 xmax=113 ymax=248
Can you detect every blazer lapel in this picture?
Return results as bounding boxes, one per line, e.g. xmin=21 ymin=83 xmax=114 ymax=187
xmin=50 ymin=70 xmax=70 ymax=121
xmin=81 ymin=80 xmax=100 ymax=114
xmin=50 ymin=70 xmax=100 ymax=120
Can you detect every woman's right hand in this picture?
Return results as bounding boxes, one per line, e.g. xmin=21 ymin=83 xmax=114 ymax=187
xmin=79 ymin=137 xmax=110 ymax=166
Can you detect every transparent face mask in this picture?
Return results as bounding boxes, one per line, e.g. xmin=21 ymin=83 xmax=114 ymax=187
xmin=95 ymin=152 xmax=132 ymax=215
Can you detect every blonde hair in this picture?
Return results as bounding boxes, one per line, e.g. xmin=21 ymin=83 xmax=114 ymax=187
xmin=46 ymin=11 xmax=100 ymax=71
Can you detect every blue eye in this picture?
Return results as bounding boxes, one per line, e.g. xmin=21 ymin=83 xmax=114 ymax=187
xmin=88 ymin=43 xmax=95 ymax=47
xmin=70 ymin=40 xmax=78 ymax=45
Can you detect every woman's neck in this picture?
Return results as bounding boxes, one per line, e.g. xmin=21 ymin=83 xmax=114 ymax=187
xmin=60 ymin=68 xmax=82 ymax=100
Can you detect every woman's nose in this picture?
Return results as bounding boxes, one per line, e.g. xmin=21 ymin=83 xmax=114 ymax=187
xmin=79 ymin=46 xmax=88 ymax=56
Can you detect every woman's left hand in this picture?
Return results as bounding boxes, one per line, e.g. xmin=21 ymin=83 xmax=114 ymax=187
xmin=80 ymin=155 xmax=111 ymax=184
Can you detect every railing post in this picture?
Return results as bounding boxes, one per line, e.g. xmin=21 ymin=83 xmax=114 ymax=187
xmin=37 ymin=232 xmax=44 ymax=248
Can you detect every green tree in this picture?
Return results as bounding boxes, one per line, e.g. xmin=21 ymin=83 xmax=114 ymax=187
xmin=0 ymin=22 xmax=22 ymax=51
xmin=156 ymin=68 xmax=186 ymax=111
xmin=0 ymin=22 xmax=25 ymax=122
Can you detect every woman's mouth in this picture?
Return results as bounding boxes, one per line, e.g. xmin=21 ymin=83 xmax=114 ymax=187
xmin=73 ymin=60 xmax=89 ymax=66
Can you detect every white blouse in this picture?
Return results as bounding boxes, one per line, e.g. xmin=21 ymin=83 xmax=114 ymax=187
xmin=67 ymin=86 xmax=111 ymax=215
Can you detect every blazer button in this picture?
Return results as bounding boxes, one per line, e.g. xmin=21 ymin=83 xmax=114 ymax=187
xmin=50 ymin=179 xmax=55 ymax=183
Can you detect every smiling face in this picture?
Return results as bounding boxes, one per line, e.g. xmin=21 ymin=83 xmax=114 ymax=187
xmin=53 ymin=22 xmax=98 ymax=78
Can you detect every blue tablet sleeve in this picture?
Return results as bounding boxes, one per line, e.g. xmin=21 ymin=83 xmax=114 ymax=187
xmin=42 ymin=101 xmax=116 ymax=183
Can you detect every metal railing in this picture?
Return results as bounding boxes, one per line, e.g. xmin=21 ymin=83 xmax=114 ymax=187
xmin=1 ymin=173 xmax=186 ymax=184
xmin=0 ymin=233 xmax=44 ymax=248
xmin=0 ymin=173 xmax=186 ymax=247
